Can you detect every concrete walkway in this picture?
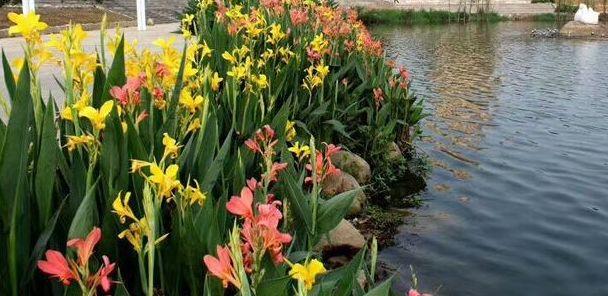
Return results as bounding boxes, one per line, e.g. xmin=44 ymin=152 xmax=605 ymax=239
xmin=31 ymin=0 xmax=187 ymax=24
xmin=0 ymin=23 xmax=183 ymax=108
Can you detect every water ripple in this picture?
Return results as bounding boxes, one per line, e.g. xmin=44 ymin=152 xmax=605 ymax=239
xmin=374 ymin=22 xmax=608 ymax=295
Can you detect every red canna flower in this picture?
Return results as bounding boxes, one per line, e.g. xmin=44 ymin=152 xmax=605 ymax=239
xmin=256 ymin=200 xmax=283 ymax=229
xmin=156 ymin=63 xmax=170 ymax=78
xmin=245 ymin=139 xmax=262 ymax=154
xmin=203 ymin=246 xmax=241 ymax=289
xmin=246 ymin=177 xmax=260 ymax=191
xmin=264 ymin=162 xmax=288 ymax=183
xmin=109 ymin=85 xmax=129 ymax=106
xmin=37 ymin=250 xmax=78 ymax=286
xmin=136 ymin=111 xmax=149 ymax=125
xmin=373 ymin=87 xmax=384 ymax=107
xmin=245 ymin=125 xmax=278 ymax=156
xmin=98 ymin=255 xmax=116 ymax=292
xmin=109 ymin=75 xmax=144 ymax=107
xmin=306 ymin=47 xmax=322 ymax=62
xmin=305 ymin=144 xmax=341 ymax=184
xmin=67 ymin=227 xmax=102 ymax=266
xmin=290 ymin=8 xmax=309 ymax=27
xmin=399 ymin=67 xmax=411 ymax=82
xmin=241 ymin=217 xmax=292 ymax=265
xmin=226 ymin=186 xmax=254 ymax=220
xmin=408 ymin=289 xmax=433 ymax=296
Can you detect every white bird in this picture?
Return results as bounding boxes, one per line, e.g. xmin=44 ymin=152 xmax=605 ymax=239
xmin=575 ymin=3 xmax=599 ymax=25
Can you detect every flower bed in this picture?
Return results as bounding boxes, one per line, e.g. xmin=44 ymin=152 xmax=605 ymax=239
xmin=0 ymin=0 xmax=430 ymax=294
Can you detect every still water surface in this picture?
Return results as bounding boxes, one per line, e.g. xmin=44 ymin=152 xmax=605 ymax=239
xmin=373 ymin=22 xmax=608 ymax=295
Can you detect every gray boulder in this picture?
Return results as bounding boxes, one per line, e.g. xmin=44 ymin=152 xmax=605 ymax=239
xmin=560 ymin=21 xmax=608 ymax=38
xmin=322 ymin=172 xmax=366 ymax=215
xmin=315 ymin=219 xmax=366 ymax=252
xmin=387 ymin=141 xmax=403 ymax=161
xmin=330 ymin=150 xmax=371 ymax=184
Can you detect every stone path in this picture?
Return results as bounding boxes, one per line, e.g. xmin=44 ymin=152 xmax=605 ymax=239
xmin=32 ymin=0 xmax=188 ymax=24
xmin=0 ymin=23 xmax=184 ymax=110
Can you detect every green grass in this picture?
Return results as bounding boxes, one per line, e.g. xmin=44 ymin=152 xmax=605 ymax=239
xmin=357 ymin=8 xmax=506 ymax=25
xmin=533 ymin=13 xmax=558 ymax=22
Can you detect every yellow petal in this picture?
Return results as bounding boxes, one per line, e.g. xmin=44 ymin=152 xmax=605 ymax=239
xmin=165 ymin=165 xmax=179 ymax=179
xmin=100 ymin=100 xmax=114 ymax=117
xmin=79 ymin=106 xmax=98 ymax=120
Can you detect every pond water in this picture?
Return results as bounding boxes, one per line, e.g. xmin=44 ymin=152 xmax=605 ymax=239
xmin=373 ymin=22 xmax=608 ymax=295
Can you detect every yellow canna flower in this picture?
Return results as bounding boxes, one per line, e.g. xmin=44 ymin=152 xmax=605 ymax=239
xmin=252 ymin=74 xmax=268 ymax=89
xmin=179 ymin=89 xmax=204 ymax=113
xmin=118 ymin=218 xmax=149 ymax=253
xmin=237 ymin=45 xmax=250 ymax=57
xmin=227 ymin=64 xmax=248 ymax=80
xmin=278 ymin=46 xmax=295 ymax=63
xmin=131 ymin=159 xmax=151 ymax=173
xmin=183 ymin=63 xmax=198 ymax=79
xmin=285 ymin=120 xmax=297 ymax=141
xmin=182 ymin=14 xmax=195 ymax=25
xmin=112 ymin=192 xmax=138 ymax=223
xmin=261 ymin=49 xmax=274 ymax=61
xmin=315 ymin=61 xmax=329 ymax=80
xmin=186 ymin=118 xmax=201 ymax=134
xmin=148 ymin=163 xmax=182 ymax=198
xmin=71 ymin=24 xmax=88 ymax=45
xmin=222 ymin=51 xmax=237 ymax=64
xmin=65 ymin=134 xmax=95 ymax=152
xmin=211 ymin=72 xmax=223 ymax=92
xmin=79 ymin=100 xmax=114 ymax=131
xmin=60 ymin=106 xmax=74 ymax=121
xmin=310 ymin=34 xmax=328 ymax=54
xmin=162 ymin=133 xmax=181 ymax=159
xmin=7 ymin=12 xmax=48 ymax=42
xmin=289 ymin=259 xmax=326 ymax=290
xmin=183 ymin=180 xmax=207 ymax=207
xmin=201 ymin=41 xmax=213 ymax=58
xmin=154 ymin=36 xmax=176 ymax=51
xmin=11 ymin=58 xmax=24 ymax=72
xmin=288 ymin=141 xmax=311 ymax=160
xmin=268 ymin=23 xmax=286 ymax=45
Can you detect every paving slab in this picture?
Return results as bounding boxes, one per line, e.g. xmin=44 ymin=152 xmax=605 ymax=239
xmin=0 ymin=23 xmax=183 ymax=115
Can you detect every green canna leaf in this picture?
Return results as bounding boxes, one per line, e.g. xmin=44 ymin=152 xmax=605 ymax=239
xmin=332 ymin=247 xmax=366 ymax=296
xmin=68 ymin=178 xmax=99 ymax=240
xmin=0 ymin=61 xmax=33 ymax=226
xmin=21 ymin=196 xmax=67 ymax=288
xmin=363 ymin=276 xmax=393 ymax=296
xmin=281 ymin=169 xmax=313 ymax=234
xmin=200 ymin=128 xmax=232 ymax=192
xmin=100 ymin=36 xmax=126 ymax=103
xmin=315 ymin=189 xmax=357 ymax=236
xmin=92 ymin=64 xmax=107 ymax=108
xmin=1 ymin=50 xmax=15 ymax=102
xmin=256 ymin=276 xmax=291 ymax=296
xmin=34 ymin=100 xmax=58 ymax=225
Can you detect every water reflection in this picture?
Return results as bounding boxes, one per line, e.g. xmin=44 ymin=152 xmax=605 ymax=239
xmin=373 ymin=22 xmax=608 ymax=295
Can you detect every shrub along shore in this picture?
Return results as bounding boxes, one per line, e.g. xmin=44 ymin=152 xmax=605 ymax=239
xmin=0 ymin=0 xmax=431 ymax=295
xmin=356 ymin=8 xmax=570 ymax=25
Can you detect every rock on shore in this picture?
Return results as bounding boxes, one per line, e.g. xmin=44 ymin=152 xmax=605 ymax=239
xmin=322 ymin=172 xmax=367 ymax=215
xmin=330 ymin=150 xmax=372 ymax=185
xmin=315 ymin=219 xmax=366 ymax=252
xmin=560 ymin=21 xmax=608 ymax=38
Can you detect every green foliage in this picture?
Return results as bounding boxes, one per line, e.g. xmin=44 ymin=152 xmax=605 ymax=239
xmin=357 ymin=8 xmax=506 ymax=25
xmin=533 ymin=13 xmax=558 ymax=22
xmin=0 ymin=0 xmax=430 ymax=293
